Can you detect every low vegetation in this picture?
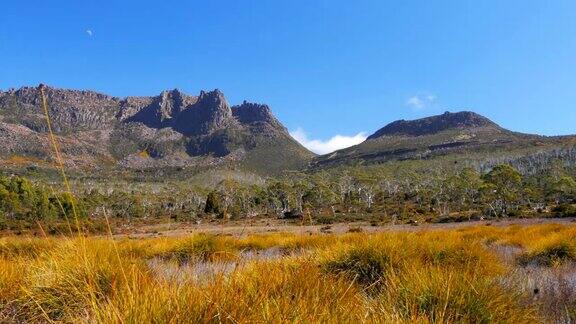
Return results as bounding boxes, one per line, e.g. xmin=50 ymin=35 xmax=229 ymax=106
xmin=2 ymin=156 xmax=576 ymax=234
xmin=0 ymin=224 xmax=575 ymax=322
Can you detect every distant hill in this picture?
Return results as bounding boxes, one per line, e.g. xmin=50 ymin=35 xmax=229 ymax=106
xmin=312 ymin=111 xmax=576 ymax=169
xmin=2 ymin=87 xmax=574 ymax=178
xmin=0 ymin=86 xmax=314 ymax=175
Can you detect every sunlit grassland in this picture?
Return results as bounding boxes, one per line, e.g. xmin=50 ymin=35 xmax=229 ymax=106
xmin=1 ymin=224 xmax=575 ymax=322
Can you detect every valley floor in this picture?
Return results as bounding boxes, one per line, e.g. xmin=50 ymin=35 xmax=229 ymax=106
xmin=116 ymin=216 xmax=576 ymax=238
xmin=1 ymin=220 xmax=576 ymax=322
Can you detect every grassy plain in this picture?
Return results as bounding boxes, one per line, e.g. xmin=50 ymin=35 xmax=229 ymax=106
xmin=1 ymin=221 xmax=575 ymax=323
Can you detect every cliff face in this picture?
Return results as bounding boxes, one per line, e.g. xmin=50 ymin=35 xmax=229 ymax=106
xmin=0 ymin=86 xmax=120 ymax=133
xmin=0 ymin=86 xmax=314 ymax=174
xmin=173 ymin=90 xmax=233 ymax=136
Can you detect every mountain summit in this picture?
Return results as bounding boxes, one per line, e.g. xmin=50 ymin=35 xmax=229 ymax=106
xmin=312 ymin=110 xmax=572 ymax=169
xmin=0 ymin=85 xmax=313 ymax=175
xmin=367 ymin=111 xmax=500 ymax=139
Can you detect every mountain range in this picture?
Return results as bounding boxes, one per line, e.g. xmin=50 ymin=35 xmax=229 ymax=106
xmin=0 ymin=85 xmax=574 ymax=177
xmin=0 ymin=86 xmax=313 ymax=175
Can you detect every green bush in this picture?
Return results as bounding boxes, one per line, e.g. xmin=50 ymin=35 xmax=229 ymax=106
xmin=204 ymin=191 xmax=223 ymax=215
xmin=552 ymin=204 xmax=576 ymax=218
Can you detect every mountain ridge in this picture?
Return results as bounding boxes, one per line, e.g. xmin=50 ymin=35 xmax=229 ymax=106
xmin=2 ymin=86 xmax=575 ymax=176
xmin=311 ymin=110 xmax=575 ymax=169
xmin=367 ymin=111 xmax=503 ymax=139
xmin=0 ymin=85 xmax=314 ymax=175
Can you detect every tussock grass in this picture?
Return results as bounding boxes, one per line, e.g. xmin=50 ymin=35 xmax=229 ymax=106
xmin=518 ymin=235 xmax=576 ymax=267
xmin=2 ymin=224 xmax=576 ymax=322
xmin=371 ymin=266 xmax=535 ymax=323
xmin=0 ymin=237 xmax=57 ymax=258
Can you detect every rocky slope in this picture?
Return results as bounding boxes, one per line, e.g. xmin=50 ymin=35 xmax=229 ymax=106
xmin=0 ymin=86 xmax=314 ymax=175
xmin=312 ymin=111 xmax=576 ymax=168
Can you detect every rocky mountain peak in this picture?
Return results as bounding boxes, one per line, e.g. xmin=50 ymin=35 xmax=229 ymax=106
xmin=172 ymin=89 xmax=233 ymax=136
xmin=232 ymin=101 xmax=278 ymax=125
xmin=198 ymin=89 xmax=226 ymax=104
xmin=367 ymin=111 xmax=500 ymax=139
xmin=157 ymin=89 xmax=186 ymax=121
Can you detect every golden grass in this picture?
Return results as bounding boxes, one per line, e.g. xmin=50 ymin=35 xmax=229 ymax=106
xmin=5 ymin=155 xmax=44 ymax=166
xmin=1 ymin=224 xmax=575 ymax=322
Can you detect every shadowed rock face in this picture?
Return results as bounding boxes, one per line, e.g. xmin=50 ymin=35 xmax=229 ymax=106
xmin=0 ymin=85 xmax=314 ymax=174
xmin=173 ymin=89 xmax=233 ymax=136
xmin=233 ymin=101 xmax=277 ymax=125
xmin=368 ymin=111 xmax=500 ymax=139
xmin=122 ymin=89 xmax=198 ymax=128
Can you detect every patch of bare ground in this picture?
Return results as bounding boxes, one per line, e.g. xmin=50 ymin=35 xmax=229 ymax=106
xmin=501 ymin=264 xmax=576 ymax=323
xmin=117 ymin=217 xmax=576 ymax=238
xmin=148 ymin=247 xmax=300 ymax=284
xmin=487 ymin=237 xmax=576 ymax=322
xmin=0 ymin=301 xmax=19 ymax=323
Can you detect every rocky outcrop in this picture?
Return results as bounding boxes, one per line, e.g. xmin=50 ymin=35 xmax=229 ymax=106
xmin=121 ymin=89 xmax=198 ymax=128
xmin=233 ymin=101 xmax=276 ymax=124
xmin=173 ymin=89 xmax=233 ymax=136
xmin=0 ymin=86 xmax=120 ymax=133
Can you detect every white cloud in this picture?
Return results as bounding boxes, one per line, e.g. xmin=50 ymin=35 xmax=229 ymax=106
xmin=86 ymin=30 xmax=93 ymax=37
xmin=290 ymin=128 xmax=367 ymax=155
xmin=406 ymin=93 xmax=436 ymax=110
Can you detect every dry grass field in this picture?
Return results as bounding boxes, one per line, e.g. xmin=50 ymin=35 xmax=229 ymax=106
xmin=1 ymin=222 xmax=576 ymax=323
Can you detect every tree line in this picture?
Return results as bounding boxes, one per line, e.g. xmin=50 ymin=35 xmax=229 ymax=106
xmin=1 ymin=160 xmax=575 ymax=231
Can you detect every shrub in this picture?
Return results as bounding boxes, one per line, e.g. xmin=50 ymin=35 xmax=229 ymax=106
xmin=204 ymin=191 xmax=223 ymax=215
xmin=315 ymin=215 xmax=335 ymax=224
xmin=552 ymin=204 xmax=576 ymax=218
xmin=347 ymin=226 xmax=363 ymax=233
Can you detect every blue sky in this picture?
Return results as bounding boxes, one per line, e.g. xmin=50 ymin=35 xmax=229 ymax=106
xmin=1 ymin=1 xmax=576 ymax=153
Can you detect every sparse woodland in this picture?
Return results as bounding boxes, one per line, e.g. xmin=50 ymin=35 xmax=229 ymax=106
xmin=1 ymin=149 xmax=576 ymax=234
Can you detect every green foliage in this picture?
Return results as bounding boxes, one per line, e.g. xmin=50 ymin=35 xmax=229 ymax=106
xmin=483 ymin=164 xmax=522 ymax=199
xmin=0 ymin=175 xmax=60 ymax=221
xmin=2 ymin=157 xmax=576 ymax=231
xmin=482 ymin=164 xmax=523 ymax=216
xmin=549 ymin=176 xmax=576 ymax=203
xmin=204 ymin=191 xmax=223 ymax=215
xmin=552 ymin=204 xmax=576 ymax=217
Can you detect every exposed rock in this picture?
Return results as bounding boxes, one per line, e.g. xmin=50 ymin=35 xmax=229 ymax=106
xmin=173 ymin=89 xmax=233 ymax=136
xmin=122 ymin=89 xmax=198 ymax=128
xmin=233 ymin=101 xmax=277 ymax=125
xmin=0 ymin=85 xmax=314 ymax=175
